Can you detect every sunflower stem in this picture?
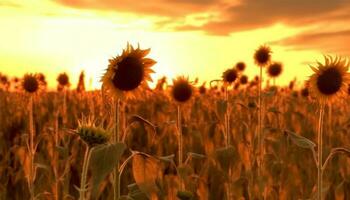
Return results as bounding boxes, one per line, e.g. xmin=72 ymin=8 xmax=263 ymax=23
xmin=177 ymin=105 xmax=184 ymax=190
xmin=317 ymin=103 xmax=325 ymax=200
xmin=225 ymin=86 xmax=230 ymax=147
xmin=258 ymin=65 xmax=263 ymax=176
xmin=113 ymin=98 xmax=121 ymax=200
xmin=79 ymin=145 xmax=92 ymax=200
xmin=28 ymin=95 xmax=35 ymax=200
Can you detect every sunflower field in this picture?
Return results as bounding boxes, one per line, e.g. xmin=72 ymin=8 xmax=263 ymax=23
xmin=0 ymin=44 xmax=350 ymax=200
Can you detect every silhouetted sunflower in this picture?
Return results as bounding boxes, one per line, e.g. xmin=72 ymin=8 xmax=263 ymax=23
xmin=301 ymin=88 xmax=309 ymax=97
xmin=267 ymin=62 xmax=283 ymax=78
xmin=348 ymin=84 xmax=350 ymax=95
xmin=308 ymin=56 xmax=350 ymax=103
xmin=239 ymin=75 xmax=248 ymax=85
xmin=76 ymin=117 xmax=110 ymax=147
xmin=235 ymin=62 xmax=246 ymax=71
xmin=199 ymin=83 xmax=206 ymax=95
xmin=222 ymin=68 xmax=238 ymax=84
xmin=171 ymin=76 xmax=193 ymax=103
xmin=254 ymin=45 xmax=272 ymax=67
xmin=57 ymin=73 xmax=70 ymax=87
xmin=22 ymin=74 xmax=39 ymax=93
xmin=101 ymin=43 xmax=156 ymax=100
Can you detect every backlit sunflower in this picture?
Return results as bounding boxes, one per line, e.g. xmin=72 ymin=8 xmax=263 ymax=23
xmin=22 ymin=74 xmax=39 ymax=93
xmin=101 ymin=43 xmax=156 ymax=100
xmin=171 ymin=76 xmax=194 ymax=103
xmin=76 ymin=117 xmax=110 ymax=147
xmin=222 ymin=68 xmax=238 ymax=84
xmin=308 ymin=56 xmax=350 ymax=103
xmin=267 ymin=62 xmax=283 ymax=78
xmin=254 ymin=45 xmax=272 ymax=67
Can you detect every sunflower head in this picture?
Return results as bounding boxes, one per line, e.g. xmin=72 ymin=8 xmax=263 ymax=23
xmin=308 ymin=56 xmax=350 ymax=103
xmin=239 ymin=75 xmax=248 ymax=85
xmin=301 ymin=88 xmax=309 ymax=97
xmin=22 ymin=74 xmax=39 ymax=93
xmin=199 ymin=83 xmax=206 ymax=95
xmin=101 ymin=43 xmax=156 ymax=100
xmin=76 ymin=117 xmax=110 ymax=147
xmin=267 ymin=62 xmax=283 ymax=78
xmin=254 ymin=45 xmax=272 ymax=67
xmin=235 ymin=62 xmax=246 ymax=71
xmin=222 ymin=68 xmax=238 ymax=84
xmin=171 ymin=76 xmax=193 ymax=103
xmin=57 ymin=73 xmax=69 ymax=87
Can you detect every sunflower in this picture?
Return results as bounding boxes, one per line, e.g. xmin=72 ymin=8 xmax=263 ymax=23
xmin=239 ymin=75 xmax=248 ymax=85
xmin=308 ymin=56 xmax=350 ymax=103
xmin=101 ymin=43 xmax=156 ymax=100
xmin=76 ymin=117 xmax=110 ymax=147
xmin=254 ymin=45 xmax=272 ymax=67
xmin=267 ymin=62 xmax=283 ymax=78
xmin=235 ymin=62 xmax=246 ymax=71
xmin=57 ymin=73 xmax=70 ymax=87
xmin=222 ymin=68 xmax=238 ymax=84
xmin=22 ymin=74 xmax=39 ymax=93
xmin=171 ymin=76 xmax=194 ymax=103
xmin=301 ymin=88 xmax=309 ymax=98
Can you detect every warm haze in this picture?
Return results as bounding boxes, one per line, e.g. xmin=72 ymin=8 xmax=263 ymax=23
xmin=1 ymin=0 xmax=350 ymax=90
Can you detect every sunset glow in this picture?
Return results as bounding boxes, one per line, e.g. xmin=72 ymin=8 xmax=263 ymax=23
xmin=1 ymin=0 xmax=349 ymax=89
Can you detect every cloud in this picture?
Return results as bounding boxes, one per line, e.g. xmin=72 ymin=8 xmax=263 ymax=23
xmin=55 ymin=0 xmax=218 ymax=17
xmin=272 ymin=29 xmax=350 ymax=55
xmin=174 ymin=0 xmax=350 ymax=35
xmin=54 ymin=0 xmax=350 ymax=39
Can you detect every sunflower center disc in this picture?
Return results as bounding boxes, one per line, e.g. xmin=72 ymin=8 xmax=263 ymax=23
xmin=172 ymin=83 xmax=192 ymax=102
xmin=113 ymin=56 xmax=144 ymax=91
xmin=316 ymin=67 xmax=342 ymax=95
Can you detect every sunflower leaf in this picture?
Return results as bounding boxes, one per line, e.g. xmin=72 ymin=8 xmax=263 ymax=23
xmin=284 ymin=130 xmax=316 ymax=149
xmin=89 ymin=143 xmax=126 ymax=198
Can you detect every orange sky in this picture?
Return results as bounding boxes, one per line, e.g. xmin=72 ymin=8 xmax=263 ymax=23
xmin=0 ymin=0 xmax=349 ymax=90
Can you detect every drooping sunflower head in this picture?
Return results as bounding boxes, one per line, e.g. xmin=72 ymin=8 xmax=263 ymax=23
xmin=76 ymin=117 xmax=110 ymax=147
xmin=57 ymin=73 xmax=70 ymax=87
xmin=222 ymin=68 xmax=238 ymax=84
xmin=239 ymin=75 xmax=248 ymax=85
xmin=267 ymin=62 xmax=283 ymax=78
xmin=308 ymin=56 xmax=350 ymax=103
xmin=22 ymin=74 xmax=39 ymax=93
xmin=171 ymin=76 xmax=193 ymax=103
xmin=235 ymin=62 xmax=246 ymax=72
xmin=254 ymin=45 xmax=272 ymax=67
xmin=101 ymin=43 xmax=156 ymax=100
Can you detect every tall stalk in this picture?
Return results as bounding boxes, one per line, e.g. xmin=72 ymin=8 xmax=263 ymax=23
xmin=113 ymin=98 xmax=121 ymax=200
xmin=224 ymin=87 xmax=230 ymax=147
xmin=28 ymin=95 xmax=35 ymax=200
xmin=79 ymin=146 xmax=92 ymax=200
xmin=317 ymin=103 xmax=325 ymax=200
xmin=177 ymin=105 xmax=184 ymax=190
xmin=258 ymin=66 xmax=263 ymax=174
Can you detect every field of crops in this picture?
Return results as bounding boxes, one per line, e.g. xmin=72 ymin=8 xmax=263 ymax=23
xmin=0 ymin=45 xmax=350 ymax=200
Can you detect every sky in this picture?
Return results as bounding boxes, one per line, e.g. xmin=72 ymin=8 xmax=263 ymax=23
xmin=0 ymin=0 xmax=350 ymax=90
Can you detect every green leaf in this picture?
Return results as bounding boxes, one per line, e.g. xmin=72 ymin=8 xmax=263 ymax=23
xmin=89 ymin=143 xmax=126 ymax=197
xmin=187 ymin=152 xmax=206 ymax=159
xmin=132 ymin=153 xmax=160 ymax=198
xmin=177 ymin=164 xmax=194 ymax=180
xmin=215 ymin=146 xmax=239 ymax=172
xmin=177 ymin=190 xmax=194 ymax=200
xmin=158 ymin=154 xmax=175 ymax=162
xmin=284 ymin=130 xmax=316 ymax=149
xmin=216 ymin=100 xmax=227 ymax=120
xmin=127 ymin=183 xmax=148 ymax=200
